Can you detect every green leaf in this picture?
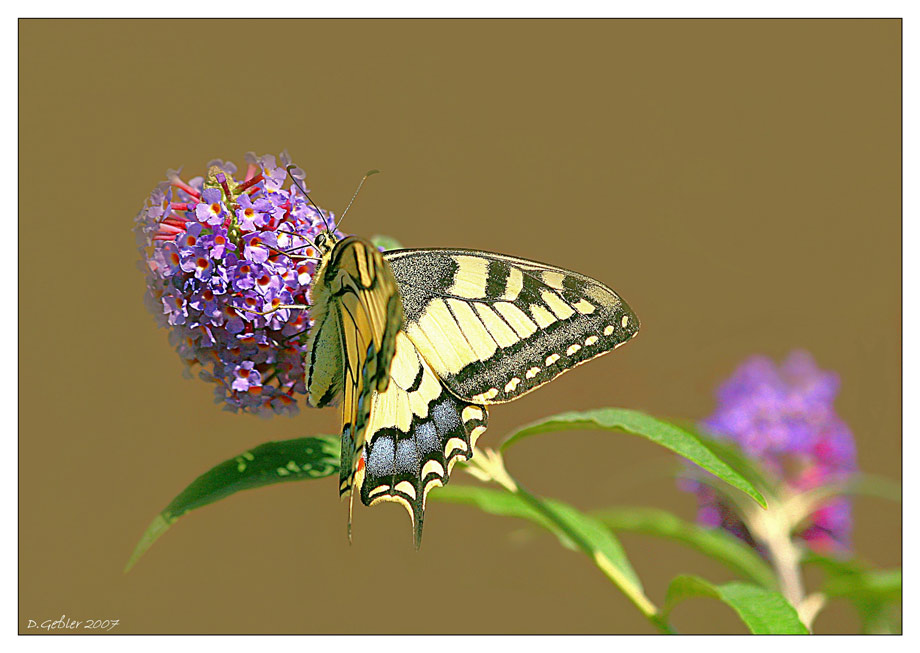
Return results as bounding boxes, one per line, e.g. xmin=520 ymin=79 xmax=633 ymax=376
xmin=842 ymin=473 xmax=902 ymax=503
xmin=125 ymin=435 xmax=340 ymax=572
xmin=803 ymin=553 xmax=902 ymax=603
xmin=824 ymin=569 xmax=902 ymax=603
xmin=433 ymin=484 xmax=643 ymax=592
xmin=802 ymin=553 xmax=901 ymax=633
xmin=593 ymin=506 xmax=776 ymax=588
xmin=370 ymin=234 xmax=404 ymax=251
xmin=664 ymin=575 xmax=809 ymax=634
xmin=678 ymin=422 xmax=778 ymax=497
xmin=430 ymin=483 xmax=553 ymax=529
xmin=501 ymin=408 xmax=767 ymax=508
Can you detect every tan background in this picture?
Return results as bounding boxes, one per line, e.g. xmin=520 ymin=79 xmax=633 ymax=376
xmin=19 ymin=19 xmax=900 ymax=634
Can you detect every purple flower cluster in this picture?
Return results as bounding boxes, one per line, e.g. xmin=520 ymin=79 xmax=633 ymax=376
xmin=134 ymin=152 xmax=344 ymax=417
xmin=685 ymin=351 xmax=858 ymax=553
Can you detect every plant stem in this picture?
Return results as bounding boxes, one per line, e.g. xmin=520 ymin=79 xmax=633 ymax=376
xmin=466 ymin=447 xmax=675 ymax=634
xmin=798 ymin=593 xmax=827 ymax=631
xmin=764 ymin=529 xmax=806 ymax=609
xmin=743 ymin=496 xmax=810 ymax=628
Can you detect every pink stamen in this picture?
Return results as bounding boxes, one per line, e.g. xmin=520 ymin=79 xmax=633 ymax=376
xmin=156 ymin=223 xmax=184 ymax=235
xmin=170 ymin=202 xmax=191 ymax=211
xmin=162 ymin=216 xmax=189 ymax=228
xmin=170 ymin=177 xmax=200 ymax=199
xmin=244 ymin=164 xmax=257 ymax=182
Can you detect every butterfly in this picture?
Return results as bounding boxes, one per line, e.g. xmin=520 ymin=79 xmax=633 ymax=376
xmin=301 ymin=237 xmax=639 ymax=547
xmin=281 ymin=169 xmax=639 ymax=546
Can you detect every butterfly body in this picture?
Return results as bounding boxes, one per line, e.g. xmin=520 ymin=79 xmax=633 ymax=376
xmin=305 ymin=232 xmax=639 ymax=545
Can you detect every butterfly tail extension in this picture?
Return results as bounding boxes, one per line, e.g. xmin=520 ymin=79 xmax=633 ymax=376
xmin=412 ymin=401 xmax=488 ymax=549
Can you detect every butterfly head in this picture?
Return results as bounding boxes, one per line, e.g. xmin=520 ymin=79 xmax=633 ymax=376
xmin=313 ymin=230 xmax=338 ymax=255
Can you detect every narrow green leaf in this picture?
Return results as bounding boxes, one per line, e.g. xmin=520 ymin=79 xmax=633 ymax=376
xmin=843 ymin=473 xmax=902 ymax=503
xmin=664 ymin=575 xmax=808 ymax=634
xmin=593 ymin=506 xmax=776 ymax=588
xmin=125 ymin=435 xmax=340 ymax=572
xmin=501 ymin=408 xmax=767 ymax=508
xmin=370 ymin=234 xmax=404 ymax=251
xmin=803 ymin=553 xmax=902 ymax=603
xmin=824 ymin=569 xmax=902 ymax=603
xmin=802 ymin=553 xmax=901 ymax=633
xmin=677 ymin=422 xmax=778 ymax=497
xmin=432 ymin=484 xmax=643 ymax=592
xmin=430 ymin=483 xmax=553 ymax=528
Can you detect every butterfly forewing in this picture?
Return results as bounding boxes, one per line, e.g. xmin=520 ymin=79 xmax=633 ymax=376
xmin=306 ymin=237 xmax=405 ymax=504
xmin=383 ymin=249 xmax=640 ymax=405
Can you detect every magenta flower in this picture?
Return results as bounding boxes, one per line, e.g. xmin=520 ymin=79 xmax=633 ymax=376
xmin=684 ymin=351 xmax=858 ymax=553
xmin=134 ymin=152 xmax=344 ymax=417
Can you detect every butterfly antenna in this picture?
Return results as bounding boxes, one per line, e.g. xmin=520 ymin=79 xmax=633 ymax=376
xmin=286 ymin=164 xmax=335 ymax=234
xmin=334 ymin=170 xmax=380 ymax=233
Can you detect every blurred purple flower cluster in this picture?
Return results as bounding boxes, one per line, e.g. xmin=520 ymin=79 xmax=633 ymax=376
xmin=685 ymin=351 xmax=858 ymax=553
xmin=134 ymin=152 xmax=343 ymax=417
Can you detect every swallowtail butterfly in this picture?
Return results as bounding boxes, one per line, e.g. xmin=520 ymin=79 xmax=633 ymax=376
xmin=304 ymin=229 xmax=639 ymax=546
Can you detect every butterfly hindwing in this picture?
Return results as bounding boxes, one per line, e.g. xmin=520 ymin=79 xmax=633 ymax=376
xmin=359 ymin=332 xmax=488 ymax=546
xmin=383 ymin=249 xmax=640 ymax=404
xmin=304 ymin=302 xmax=344 ymax=409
